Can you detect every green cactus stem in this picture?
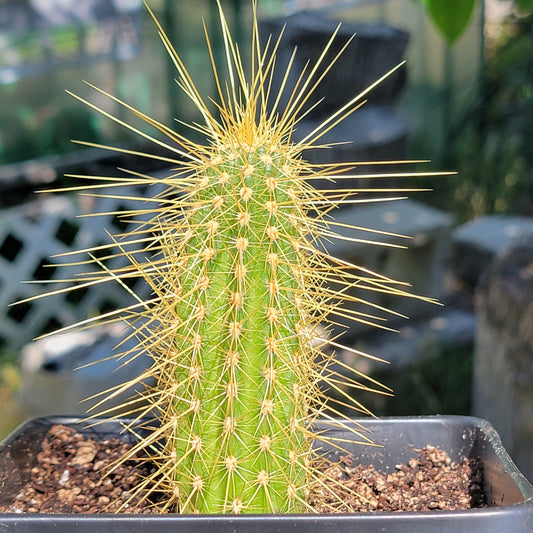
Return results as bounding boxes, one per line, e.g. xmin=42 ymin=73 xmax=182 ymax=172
xmin=159 ymin=145 xmax=315 ymax=513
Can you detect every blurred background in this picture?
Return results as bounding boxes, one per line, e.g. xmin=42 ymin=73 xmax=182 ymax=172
xmin=0 ymin=0 xmax=532 ymax=479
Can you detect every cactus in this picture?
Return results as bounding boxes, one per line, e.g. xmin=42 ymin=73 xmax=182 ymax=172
xmin=33 ymin=2 xmax=442 ymax=514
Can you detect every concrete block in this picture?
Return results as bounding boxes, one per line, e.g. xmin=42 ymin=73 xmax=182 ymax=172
xmin=323 ymin=199 xmax=453 ymax=331
xmin=473 ymin=237 xmax=533 ymax=481
xmin=453 ymin=215 xmax=533 ymax=288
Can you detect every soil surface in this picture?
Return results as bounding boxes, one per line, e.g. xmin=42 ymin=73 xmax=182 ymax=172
xmin=0 ymin=424 xmax=485 ymax=514
xmin=310 ymin=446 xmax=485 ymax=512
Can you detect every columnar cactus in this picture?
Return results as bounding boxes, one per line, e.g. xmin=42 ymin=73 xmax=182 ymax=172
xmin=36 ymin=2 xmax=439 ymax=514
xmin=150 ymin=144 xmax=317 ymax=513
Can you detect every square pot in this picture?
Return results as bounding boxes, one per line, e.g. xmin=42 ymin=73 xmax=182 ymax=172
xmin=0 ymin=415 xmax=531 ymax=532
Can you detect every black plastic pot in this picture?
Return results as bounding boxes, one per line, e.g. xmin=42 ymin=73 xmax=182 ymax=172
xmin=0 ymin=415 xmax=532 ymax=532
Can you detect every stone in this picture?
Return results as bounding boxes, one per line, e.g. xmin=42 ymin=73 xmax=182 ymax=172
xmin=473 ymin=236 xmax=533 ymax=481
xmin=323 ymin=306 xmax=476 ymax=418
xmin=323 ymin=199 xmax=453 ymax=332
xmin=453 ymin=215 xmax=533 ymax=288
xmin=339 ymin=307 xmax=476 ymax=371
xmin=71 ymin=443 xmax=98 ymax=466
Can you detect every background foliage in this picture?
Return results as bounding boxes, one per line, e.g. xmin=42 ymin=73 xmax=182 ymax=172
xmin=418 ymin=0 xmax=533 ymax=44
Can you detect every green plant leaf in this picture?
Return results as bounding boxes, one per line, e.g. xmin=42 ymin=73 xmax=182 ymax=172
xmin=421 ymin=0 xmax=476 ymax=45
xmin=515 ymin=0 xmax=533 ymax=12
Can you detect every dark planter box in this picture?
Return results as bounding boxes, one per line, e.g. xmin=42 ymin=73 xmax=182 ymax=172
xmin=259 ymin=13 xmax=410 ymax=118
xmin=0 ymin=415 xmax=532 ymax=532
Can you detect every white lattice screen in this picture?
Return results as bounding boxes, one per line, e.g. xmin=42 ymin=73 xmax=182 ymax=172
xmin=0 ymin=187 xmax=154 ymax=351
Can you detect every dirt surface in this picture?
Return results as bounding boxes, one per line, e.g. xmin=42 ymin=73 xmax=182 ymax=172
xmin=0 ymin=424 xmax=485 ymax=514
xmin=309 ymin=446 xmax=485 ymax=512
xmin=0 ymin=424 xmax=158 ymax=514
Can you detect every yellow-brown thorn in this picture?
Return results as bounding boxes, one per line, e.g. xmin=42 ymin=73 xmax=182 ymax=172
xmin=261 ymin=399 xmax=274 ymax=416
xmin=259 ymin=435 xmax=271 ymax=452
xmin=213 ymin=195 xmax=225 ymax=208
xmin=256 ymin=470 xmax=270 ymax=487
xmin=242 ymin=163 xmax=255 ymax=176
xmin=268 ymin=279 xmax=279 ymax=295
xmin=226 ymin=350 xmax=240 ymax=367
xmin=235 ymin=236 xmax=249 ymax=251
xmin=192 ymin=333 xmax=203 ymax=352
xmin=228 ymin=320 xmax=242 ymax=339
xmin=192 ymin=476 xmax=204 ymax=493
xmin=190 ymin=435 xmax=202 ymax=453
xmin=206 ymin=220 xmax=219 ymax=235
xmin=237 ymin=211 xmax=250 ymax=226
xmin=240 ymin=186 xmax=253 ymax=200
xmin=197 ymin=275 xmax=210 ymax=291
xmin=225 ymin=455 xmax=238 ymax=472
xmin=231 ymin=498 xmax=243 ymax=514
xmin=189 ymin=364 xmax=201 ymax=380
xmin=201 ymin=247 xmax=215 ymax=262
xmin=223 ymin=416 xmax=237 ymax=434
xmin=266 ymin=176 xmax=277 ymax=190
xmin=230 ymin=292 xmax=243 ymax=308
xmin=266 ymin=307 xmax=279 ymax=324
xmin=261 ymin=366 xmax=277 ymax=382
xmin=234 ymin=263 xmax=246 ymax=280
xmin=226 ymin=381 xmax=237 ymax=399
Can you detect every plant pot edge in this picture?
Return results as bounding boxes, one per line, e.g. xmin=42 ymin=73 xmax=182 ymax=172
xmin=0 ymin=414 xmax=532 ymax=533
